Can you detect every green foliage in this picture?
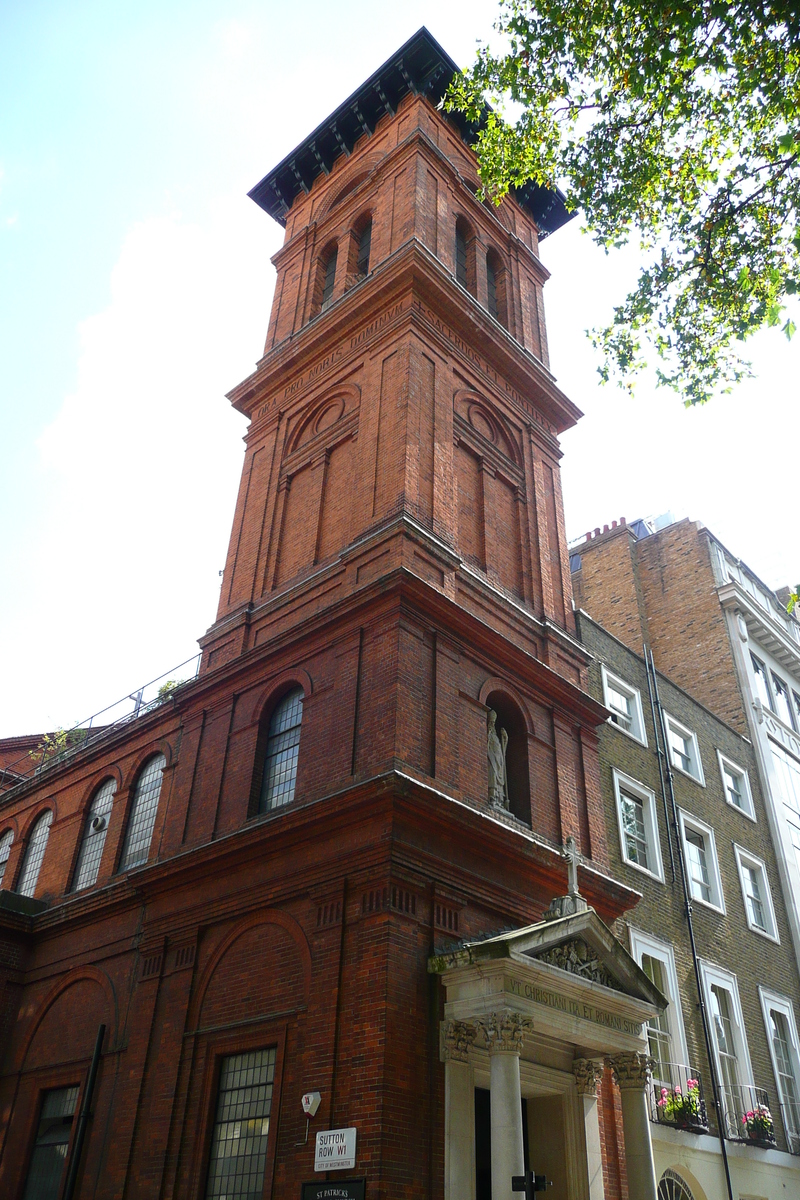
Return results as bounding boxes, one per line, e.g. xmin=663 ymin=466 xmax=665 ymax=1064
xmin=156 ymin=679 xmax=181 ymax=702
xmin=447 ymin=0 xmax=800 ymax=405
xmin=29 ymin=728 xmax=87 ymax=766
xmin=789 ymin=586 xmax=800 ymax=613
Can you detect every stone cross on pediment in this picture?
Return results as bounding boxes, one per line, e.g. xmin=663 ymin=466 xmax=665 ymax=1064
xmin=565 ymin=834 xmax=579 ymax=896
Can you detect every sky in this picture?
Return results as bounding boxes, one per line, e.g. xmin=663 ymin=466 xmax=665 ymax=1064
xmin=1 ymin=0 xmax=798 ymax=738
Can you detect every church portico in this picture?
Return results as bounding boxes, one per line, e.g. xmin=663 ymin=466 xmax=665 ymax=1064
xmin=432 ymin=908 xmax=666 ymax=1200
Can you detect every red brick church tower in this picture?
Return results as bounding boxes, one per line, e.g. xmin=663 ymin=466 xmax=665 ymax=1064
xmin=0 ymin=30 xmax=665 ymax=1200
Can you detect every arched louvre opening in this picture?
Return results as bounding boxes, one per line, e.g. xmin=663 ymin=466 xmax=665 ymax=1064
xmin=260 ymin=687 xmax=304 ymax=812
xmin=356 ymin=219 xmax=371 ymax=277
xmin=321 ymin=247 xmax=338 ymax=310
xmin=17 ymin=810 xmax=53 ymax=898
xmin=119 ymin=754 xmax=166 ymax=871
xmin=72 ymin=777 xmax=117 ymax=891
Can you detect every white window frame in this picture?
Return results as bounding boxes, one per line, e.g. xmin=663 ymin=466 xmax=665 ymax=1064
xmin=759 ymin=987 xmax=800 ymax=1147
xmin=678 ymin=810 xmax=725 ymax=912
xmin=734 ymin=845 xmax=779 ymax=942
xmin=664 ymin=712 xmax=705 ymax=784
xmin=601 ymin=665 xmax=647 ymax=745
xmin=613 ymin=769 xmax=664 ymax=883
xmin=629 ymin=927 xmax=689 ymax=1067
xmin=717 ymin=750 xmax=756 ymax=821
xmin=699 ymin=959 xmax=754 ymax=1087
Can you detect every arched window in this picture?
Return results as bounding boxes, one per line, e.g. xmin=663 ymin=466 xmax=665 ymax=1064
xmin=259 ymin=687 xmax=304 ymax=812
xmin=486 ymin=249 xmax=508 ymax=327
xmin=658 ymin=1169 xmax=696 ymax=1200
xmin=72 ymin=778 xmax=117 ymax=892
xmin=486 ymin=692 xmax=531 ymax=826
xmin=455 ymin=217 xmax=475 ymax=296
xmin=356 ymin=218 xmax=371 ymax=278
xmin=17 ymin=810 xmax=53 ymax=898
xmin=119 ymin=754 xmax=166 ymax=872
xmin=0 ymin=828 xmax=13 ymax=887
xmin=321 ymin=246 xmax=338 ymax=311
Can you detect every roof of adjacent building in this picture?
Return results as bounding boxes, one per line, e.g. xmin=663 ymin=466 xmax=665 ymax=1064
xmin=248 ymin=27 xmax=571 ymax=238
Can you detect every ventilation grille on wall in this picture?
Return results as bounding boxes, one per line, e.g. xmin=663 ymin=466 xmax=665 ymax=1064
xmin=317 ymin=901 xmax=342 ymax=927
xmin=174 ymin=944 xmax=195 ymax=970
xmin=435 ymin=903 xmax=459 ymax=933
xmin=140 ymin=953 xmax=162 ymax=980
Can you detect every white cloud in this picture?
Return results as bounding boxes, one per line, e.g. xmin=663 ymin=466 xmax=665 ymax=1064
xmin=0 ymin=198 xmax=281 ymax=734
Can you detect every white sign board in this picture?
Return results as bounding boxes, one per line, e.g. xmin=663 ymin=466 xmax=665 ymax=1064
xmin=314 ymin=1128 xmax=357 ymax=1172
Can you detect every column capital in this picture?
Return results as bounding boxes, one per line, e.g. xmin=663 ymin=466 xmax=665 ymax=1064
xmin=573 ymin=1058 xmax=605 ymax=1097
xmin=441 ymin=1019 xmax=477 ymax=1063
xmin=476 ymin=1011 xmax=532 ymax=1054
xmin=607 ymin=1051 xmax=654 ymax=1090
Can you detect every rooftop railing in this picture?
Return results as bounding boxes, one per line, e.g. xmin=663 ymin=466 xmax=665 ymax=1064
xmin=0 ymin=654 xmax=201 ymax=796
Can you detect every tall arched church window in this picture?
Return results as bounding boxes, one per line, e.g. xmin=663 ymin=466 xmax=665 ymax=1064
xmin=119 ymin=754 xmax=166 ymax=872
xmin=356 ymin=219 xmax=371 ymax=277
xmin=72 ymin=777 xmax=117 ymax=891
xmin=455 ymin=222 xmax=468 ymax=289
xmin=0 ymin=828 xmax=13 ymax=887
xmin=321 ymin=247 xmax=338 ymax=311
xmin=260 ymin=687 xmax=304 ymax=812
xmin=17 ymin=810 xmax=53 ymax=898
xmin=486 ymin=249 xmax=508 ymax=327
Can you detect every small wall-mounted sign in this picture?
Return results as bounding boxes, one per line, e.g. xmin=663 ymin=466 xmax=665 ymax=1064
xmin=314 ymin=1128 xmax=357 ymax=1172
xmin=301 ymin=1179 xmax=365 ymax=1200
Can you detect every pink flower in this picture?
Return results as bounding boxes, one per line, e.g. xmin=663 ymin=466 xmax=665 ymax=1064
xmin=661 ymin=1088 xmax=668 ymax=1097
xmin=674 ymin=1087 xmax=682 ymax=1095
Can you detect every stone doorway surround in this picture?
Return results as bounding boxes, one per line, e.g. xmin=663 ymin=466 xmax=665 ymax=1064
xmin=429 ymin=908 xmax=667 ymax=1200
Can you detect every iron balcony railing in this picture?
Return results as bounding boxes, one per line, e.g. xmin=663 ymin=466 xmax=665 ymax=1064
xmin=647 ymin=1063 xmax=709 ymax=1134
xmin=718 ymin=1083 xmax=776 ymax=1146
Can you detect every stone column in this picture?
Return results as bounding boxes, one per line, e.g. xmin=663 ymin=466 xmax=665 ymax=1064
xmin=608 ymin=1052 xmax=658 ymax=1200
xmin=479 ymin=1013 xmax=531 ymax=1200
xmin=573 ymin=1059 xmax=606 ymax=1200
xmin=442 ymin=1021 xmax=477 ymax=1200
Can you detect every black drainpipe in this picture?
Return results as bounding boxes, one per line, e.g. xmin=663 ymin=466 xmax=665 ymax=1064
xmin=62 ymin=1023 xmax=105 ymax=1200
xmin=644 ymin=646 xmax=735 ymax=1200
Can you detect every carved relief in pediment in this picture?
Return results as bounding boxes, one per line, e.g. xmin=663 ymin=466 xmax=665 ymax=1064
xmin=530 ymin=938 xmax=618 ymax=991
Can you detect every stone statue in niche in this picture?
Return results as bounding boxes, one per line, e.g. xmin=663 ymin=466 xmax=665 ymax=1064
xmin=487 ymin=709 xmax=509 ymax=809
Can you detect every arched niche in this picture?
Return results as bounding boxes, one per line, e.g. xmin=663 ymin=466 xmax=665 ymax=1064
xmin=484 ymin=688 xmax=532 ymax=827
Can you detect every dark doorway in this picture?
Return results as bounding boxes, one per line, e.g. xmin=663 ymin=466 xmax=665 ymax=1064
xmin=475 ymin=1087 xmax=529 ymax=1200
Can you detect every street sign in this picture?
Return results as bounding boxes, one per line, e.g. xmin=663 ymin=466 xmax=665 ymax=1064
xmin=314 ymin=1128 xmax=357 ymax=1172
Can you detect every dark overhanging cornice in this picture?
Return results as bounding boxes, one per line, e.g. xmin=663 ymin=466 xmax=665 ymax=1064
xmin=248 ymin=27 xmax=571 ymax=239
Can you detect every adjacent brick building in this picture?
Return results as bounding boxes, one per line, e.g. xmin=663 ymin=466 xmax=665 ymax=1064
xmin=577 ymin=610 xmax=800 ymax=1198
xmin=0 ymin=29 xmax=754 ymax=1200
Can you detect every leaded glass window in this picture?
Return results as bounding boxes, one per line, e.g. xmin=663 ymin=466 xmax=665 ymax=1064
xmin=205 ymin=1048 xmax=276 ymax=1200
xmin=260 ymin=688 xmax=303 ymax=812
xmin=22 ymin=1085 xmax=79 ymax=1200
xmin=72 ymin=778 xmax=116 ymax=891
xmin=119 ymin=754 xmax=166 ymax=872
xmin=0 ymin=828 xmax=13 ymax=887
xmin=17 ymin=811 xmax=53 ymax=898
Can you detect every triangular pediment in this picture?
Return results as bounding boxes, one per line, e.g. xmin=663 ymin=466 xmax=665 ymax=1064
xmin=430 ymin=907 xmax=666 ymax=1011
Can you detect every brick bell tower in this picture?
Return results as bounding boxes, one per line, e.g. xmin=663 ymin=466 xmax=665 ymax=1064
xmin=189 ymin=26 xmax=647 ymax=1200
